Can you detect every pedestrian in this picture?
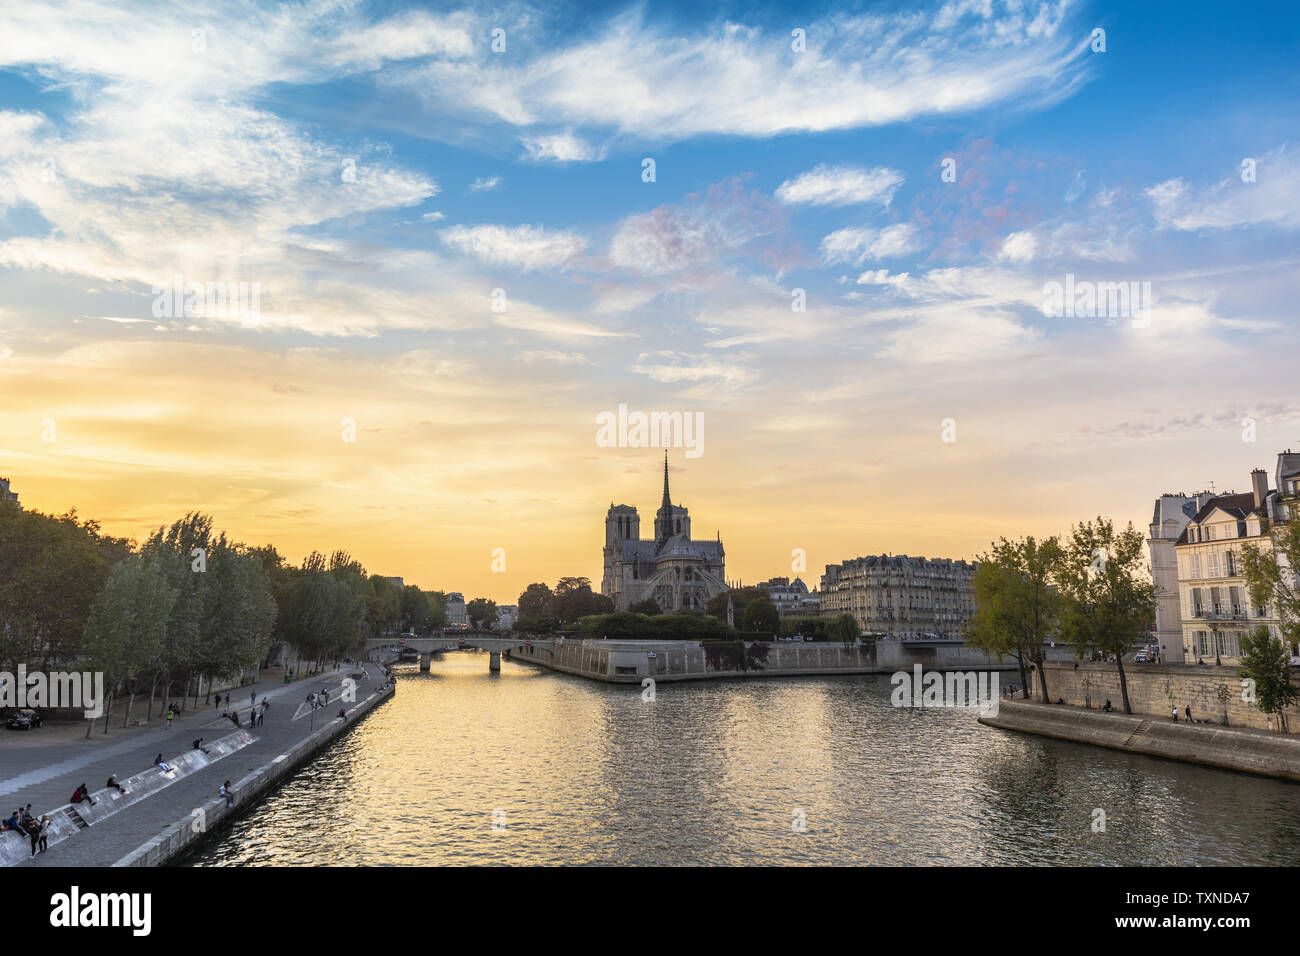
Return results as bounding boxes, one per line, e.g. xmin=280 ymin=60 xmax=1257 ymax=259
xmin=1185 ymin=705 xmax=1193 ymax=723
xmin=106 ymin=775 xmax=125 ymax=794
xmin=215 ymin=697 xmax=221 ymax=711
xmin=21 ymin=805 xmax=36 ymax=833
xmin=224 ymin=693 xmax=230 ymax=708
xmin=219 ymin=780 xmax=234 ymax=808
xmin=1171 ymin=705 xmax=1179 ymax=722
xmin=250 ymin=690 xmax=255 ymax=708
xmin=36 ymin=815 xmax=49 ymax=854
xmin=166 ymin=707 xmax=174 ymax=730
xmin=28 ymin=819 xmax=41 ymax=858
xmin=256 ymin=706 xmax=264 ymax=727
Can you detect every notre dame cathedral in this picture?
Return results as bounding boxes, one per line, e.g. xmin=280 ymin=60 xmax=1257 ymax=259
xmin=601 ymin=454 xmax=727 ymax=612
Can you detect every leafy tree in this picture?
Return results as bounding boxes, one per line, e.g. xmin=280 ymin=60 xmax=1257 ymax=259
xmin=826 ymin=612 xmax=861 ymax=644
xmin=1238 ymin=626 xmax=1299 ymax=732
xmin=1241 ymin=519 xmax=1300 ymax=655
xmin=630 ymin=598 xmax=662 ymax=616
xmin=466 ymin=598 xmax=498 ymax=629
xmin=518 ymin=582 xmax=554 ymax=620
xmin=1056 ymin=518 xmax=1155 ymax=714
xmin=83 ymin=554 xmax=176 ymax=733
xmin=706 ymin=586 xmax=767 ymax=622
xmin=550 ymin=577 xmax=606 ymax=623
xmin=740 ymin=595 xmax=780 ymax=634
xmin=966 ymin=536 xmax=1064 ymax=702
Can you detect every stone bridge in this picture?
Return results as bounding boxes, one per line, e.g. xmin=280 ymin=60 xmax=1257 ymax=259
xmin=365 ymin=634 xmax=554 ymax=673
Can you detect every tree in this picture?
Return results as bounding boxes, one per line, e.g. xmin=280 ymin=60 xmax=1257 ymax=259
xmin=826 ymin=612 xmax=861 ymax=644
xmin=518 ymin=582 xmax=554 ymax=620
xmin=966 ymin=536 xmax=1064 ymax=702
xmin=1056 ymin=518 xmax=1155 ymax=715
xmin=466 ymin=598 xmax=498 ymax=629
xmin=630 ymin=598 xmax=662 ymax=616
xmin=1241 ymin=519 xmax=1300 ymax=655
xmin=550 ymin=577 xmax=605 ymax=624
xmin=707 ymin=586 xmax=767 ymax=623
xmin=741 ymin=595 xmax=779 ymax=634
xmin=1238 ymin=626 xmax=1298 ymax=732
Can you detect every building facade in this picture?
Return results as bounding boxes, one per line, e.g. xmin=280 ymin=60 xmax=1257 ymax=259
xmin=495 ymin=604 xmax=519 ymax=631
xmin=601 ymin=455 xmax=727 ymax=613
xmin=1147 ymin=493 xmax=1215 ymax=664
xmin=819 ymin=554 xmax=977 ymax=640
xmin=1174 ymin=453 xmax=1300 ymax=664
xmin=756 ymin=576 xmax=821 ymax=617
xmin=445 ymin=592 xmax=467 ymax=627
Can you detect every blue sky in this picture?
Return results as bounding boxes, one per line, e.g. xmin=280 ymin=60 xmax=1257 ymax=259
xmin=1 ymin=0 xmax=1298 ymax=600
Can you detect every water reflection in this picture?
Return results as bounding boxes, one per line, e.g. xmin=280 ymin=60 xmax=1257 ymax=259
xmin=189 ymin=651 xmax=1300 ymax=866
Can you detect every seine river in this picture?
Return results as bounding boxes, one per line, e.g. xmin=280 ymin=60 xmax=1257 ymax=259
xmin=189 ymin=651 xmax=1300 ymax=866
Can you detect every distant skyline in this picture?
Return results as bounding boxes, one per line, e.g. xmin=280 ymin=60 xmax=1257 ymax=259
xmin=2 ymin=0 xmax=1298 ymax=603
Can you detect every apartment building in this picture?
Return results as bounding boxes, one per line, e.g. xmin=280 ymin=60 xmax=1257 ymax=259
xmin=819 ymin=554 xmax=976 ymax=639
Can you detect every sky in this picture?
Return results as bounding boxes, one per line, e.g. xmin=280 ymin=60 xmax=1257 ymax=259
xmin=1 ymin=0 xmax=1298 ymax=604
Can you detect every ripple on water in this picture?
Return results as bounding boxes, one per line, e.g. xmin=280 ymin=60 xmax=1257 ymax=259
xmin=188 ymin=656 xmax=1300 ymax=866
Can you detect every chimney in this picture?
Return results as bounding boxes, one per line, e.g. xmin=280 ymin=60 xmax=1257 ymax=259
xmin=1251 ymin=468 xmax=1268 ymax=509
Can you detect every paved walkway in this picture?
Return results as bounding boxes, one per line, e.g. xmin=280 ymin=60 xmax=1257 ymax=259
xmin=1 ymin=662 xmax=389 ymax=866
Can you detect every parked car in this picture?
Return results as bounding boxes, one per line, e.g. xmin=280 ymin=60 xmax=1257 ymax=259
xmin=6 ymin=708 xmax=42 ymax=730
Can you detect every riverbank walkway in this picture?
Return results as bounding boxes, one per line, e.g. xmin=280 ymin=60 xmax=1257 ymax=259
xmin=981 ymin=698 xmax=1300 ymax=782
xmin=0 ymin=662 xmax=390 ymax=866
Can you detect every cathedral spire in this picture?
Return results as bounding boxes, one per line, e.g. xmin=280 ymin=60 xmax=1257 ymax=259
xmin=661 ymin=450 xmax=671 ymax=511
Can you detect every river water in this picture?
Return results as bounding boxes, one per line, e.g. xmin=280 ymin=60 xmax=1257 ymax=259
xmin=189 ymin=651 xmax=1300 ymax=865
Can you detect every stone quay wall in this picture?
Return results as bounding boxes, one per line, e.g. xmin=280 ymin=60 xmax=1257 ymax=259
xmin=980 ymin=699 xmax=1300 ymax=783
xmin=1030 ymin=660 xmax=1300 ymax=734
xmin=508 ymin=638 xmax=1020 ymax=683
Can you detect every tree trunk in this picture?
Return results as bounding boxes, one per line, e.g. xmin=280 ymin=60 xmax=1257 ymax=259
xmin=1016 ymin=659 xmax=1028 ymax=700
xmin=1116 ymin=658 xmax=1132 ymax=714
xmin=101 ymin=692 xmax=114 ymax=734
xmin=147 ymin=673 xmax=159 ymax=721
xmin=1034 ymin=655 xmax=1050 ymax=703
xmin=123 ymin=690 xmax=136 ymax=728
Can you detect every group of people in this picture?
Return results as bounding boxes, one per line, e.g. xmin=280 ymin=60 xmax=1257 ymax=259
xmin=1171 ymin=704 xmax=1194 ymax=723
xmin=221 ymin=695 xmax=269 ymax=727
xmin=3 ymin=805 xmax=50 ymax=857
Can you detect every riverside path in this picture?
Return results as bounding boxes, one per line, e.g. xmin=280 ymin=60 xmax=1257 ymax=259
xmin=0 ymin=661 xmax=391 ymax=867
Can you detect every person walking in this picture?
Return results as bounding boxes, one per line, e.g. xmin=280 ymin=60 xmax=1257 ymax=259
xmin=1185 ymin=705 xmax=1193 ymax=723
xmin=250 ymin=690 xmax=256 ymax=708
xmin=1171 ymin=705 xmax=1179 ymax=722
xmin=28 ymin=817 xmax=41 ymax=858
xmin=165 ymin=707 xmax=174 ymax=730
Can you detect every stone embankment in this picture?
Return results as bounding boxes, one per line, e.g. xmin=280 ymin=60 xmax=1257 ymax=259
xmin=980 ymin=699 xmax=1300 ymax=782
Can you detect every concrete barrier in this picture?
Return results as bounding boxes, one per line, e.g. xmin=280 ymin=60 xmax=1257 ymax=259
xmin=113 ymin=684 xmax=393 ymax=866
xmin=980 ymin=699 xmax=1300 ymax=782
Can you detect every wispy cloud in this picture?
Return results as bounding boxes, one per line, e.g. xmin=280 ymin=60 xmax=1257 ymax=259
xmin=778 ymin=164 xmax=905 ymax=207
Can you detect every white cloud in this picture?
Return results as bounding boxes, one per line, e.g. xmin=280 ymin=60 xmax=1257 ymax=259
xmin=421 ymin=211 xmax=445 ymax=222
xmin=470 ymin=176 xmax=502 ymax=192
xmin=399 ymin=6 xmax=1090 ymax=141
xmin=777 ymin=164 xmax=905 ymax=207
xmin=439 ymin=225 xmax=587 ymax=270
xmin=821 ymin=224 xmax=918 ymax=265
xmin=998 ymin=231 xmax=1038 ymax=263
xmin=1147 ymin=148 xmax=1300 ymax=231
xmin=521 ymin=131 xmax=605 ymax=162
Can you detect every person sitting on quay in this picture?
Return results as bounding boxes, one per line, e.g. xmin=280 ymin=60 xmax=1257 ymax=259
xmin=106 ymin=775 xmax=126 ymax=794
xmin=3 ymin=810 xmax=27 ymax=836
xmin=193 ymin=738 xmax=209 ymax=754
xmin=1102 ymin=700 xmax=1114 ymax=713
xmin=219 ymin=781 xmax=234 ymax=808
xmin=154 ymin=754 xmax=173 ymax=773
xmin=71 ymin=783 xmax=97 ymax=806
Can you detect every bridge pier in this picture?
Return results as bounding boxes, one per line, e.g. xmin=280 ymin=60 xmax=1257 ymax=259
xmin=489 ymin=650 xmax=501 ymax=672
xmin=419 ymin=653 xmax=429 ymax=673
